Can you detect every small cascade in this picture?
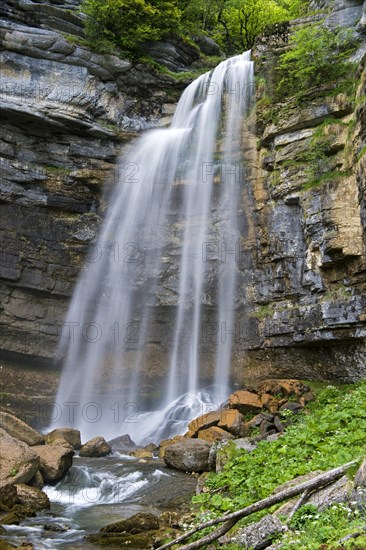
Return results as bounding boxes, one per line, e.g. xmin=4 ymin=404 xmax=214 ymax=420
xmin=53 ymin=53 xmax=254 ymax=444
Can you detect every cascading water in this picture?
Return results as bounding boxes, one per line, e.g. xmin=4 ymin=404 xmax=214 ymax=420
xmin=53 ymin=52 xmax=254 ymax=444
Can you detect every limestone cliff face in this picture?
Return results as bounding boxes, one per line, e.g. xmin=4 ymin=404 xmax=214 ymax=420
xmin=237 ymin=0 xmax=366 ymax=383
xmin=1 ymin=0 xmax=366 ymax=386
xmin=0 ymin=0 xmax=187 ymax=361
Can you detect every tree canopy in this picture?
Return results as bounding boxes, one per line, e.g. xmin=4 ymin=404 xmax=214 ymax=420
xmin=181 ymin=0 xmax=304 ymax=53
xmin=81 ymin=0 xmax=308 ymax=56
xmin=82 ymin=0 xmax=182 ymax=54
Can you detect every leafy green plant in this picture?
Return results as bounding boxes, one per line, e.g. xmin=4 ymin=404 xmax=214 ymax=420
xmin=277 ymin=24 xmax=359 ymax=99
xmin=281 ymin=503 xmax=366 ymax=549
xmin=193 ymin=382 xmax=366 ymax=517
xmin=81 ymin=0 xmax=309 ymax=57
xmin=81 ymin=0 xmax=182 ymax=55
xmin=9 ymin=468 xmax=18 ymax=477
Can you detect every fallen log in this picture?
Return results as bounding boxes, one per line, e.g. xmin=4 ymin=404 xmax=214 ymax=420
xmin=157 ymin=459 xmax=360 ymax=550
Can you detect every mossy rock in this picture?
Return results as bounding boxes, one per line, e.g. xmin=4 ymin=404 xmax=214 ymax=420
xmin=100 ymin=512 xmax=159 ymax=534
xmin=0 ymin=504 xmax=37 ymax=525
xmin=85 ymin=531 xmax=156 ymax=548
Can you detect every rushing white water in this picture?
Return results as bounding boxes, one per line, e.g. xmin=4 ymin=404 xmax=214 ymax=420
xmin=53 ymin=52 xmax=254 ymax=444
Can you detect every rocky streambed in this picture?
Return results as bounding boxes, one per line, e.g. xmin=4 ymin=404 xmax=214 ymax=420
xmin=0 ymin=412 xmax=198 ymax=549
xmin=0 ymin=378 xmax=316 ymax=549
xmin=2 ymin=455 xmax=197 ymax=549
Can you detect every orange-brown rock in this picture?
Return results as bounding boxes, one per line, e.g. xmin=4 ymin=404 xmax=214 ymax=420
xmin=217 ymin=409 xmax=244 ymax=435
xmin=186 ymin=411 xmax=221 ymax=438
xmin=260 ymin=393 xmax=279 ymax=414
xmin=256 ymin=379 xmax=305 ymax=398
xmin=197 ymin=426 xmax=234 ymax=443
xmin=228 ymin=390 xmax=262 ymax=414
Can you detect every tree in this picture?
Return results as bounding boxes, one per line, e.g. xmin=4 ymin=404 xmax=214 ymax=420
xmin=213 ymin=0 xmax=289 ymax=53
xmin=82 ymin=0 xmax=182 ymax=54
xmin=181 ymin=0 xmax=305 ymax=54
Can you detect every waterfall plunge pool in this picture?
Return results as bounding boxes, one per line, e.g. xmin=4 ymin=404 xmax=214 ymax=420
xmin=1 ymin=455 xmax=197 ymax=549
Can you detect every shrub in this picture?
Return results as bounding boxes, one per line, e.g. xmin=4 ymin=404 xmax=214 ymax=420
xmin=81 ymin=0 xmax=182 ymax=54
xmin=277 ymin=24 xmax=359 ymax=98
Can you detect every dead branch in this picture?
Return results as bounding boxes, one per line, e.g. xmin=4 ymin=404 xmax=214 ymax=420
xmin=287 ymin=488 xmax=312 ymax=522
xmin=156 ymin=459 xmax=359 ymax=550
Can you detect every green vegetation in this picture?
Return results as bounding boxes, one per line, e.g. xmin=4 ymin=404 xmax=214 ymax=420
xmin=357 ymin=144 xmax=366 ymax=162
xmin=277 ymin=24 xmax=359 ymax=99
xmin=303 ymin=170 xmax=351 ymax=191
xmin=182 ymin=0 xmax=306 ymax=54
xmin=81 ymin=0 xmax=182 ymax=55
xmin=190 ymin=382 xmax=366 ymax=547
xmin=44 ymin=165 xmax=73 ymax=176
xmin=280 ymin=503 xmax=366 ymax=549
xmin=80 ymin=0 xmax=308 ymax=57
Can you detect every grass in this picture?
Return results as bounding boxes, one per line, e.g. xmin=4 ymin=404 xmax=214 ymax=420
xmin=302 ymin=170 xmax=351 ymax=191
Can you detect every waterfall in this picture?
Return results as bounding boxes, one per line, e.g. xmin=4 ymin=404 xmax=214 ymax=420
xmin=53 ymin=53 xmax=254 ymax=444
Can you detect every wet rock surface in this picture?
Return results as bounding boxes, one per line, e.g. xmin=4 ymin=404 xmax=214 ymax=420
xmin=0 ymin=429 xmax=39 ymax=484
xmin=15 ymin=483 xmax=50 ymax=511
xmin=0 ymin=411 xmax=44 ymax=447
xmin=1 ymin=0 xmax=366 ymax=405
xmin=163 ymin=439 xmax=212 ymax=472
xmin=239 ymin=3 xmax=366 ymax=383
xmin=45 ymin=428 xmax=81 ymax=449
xmin=79 ymin=436 xmax=111 ymax=457
xmin=0 ymin=0 xmax=186 ymax=379
xmin=33 ymin=444 xmax=73 ymax=482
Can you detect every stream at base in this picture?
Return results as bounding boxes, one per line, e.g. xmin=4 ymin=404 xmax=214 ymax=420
xmin=1 ymin=455 xmax=197 ymax=549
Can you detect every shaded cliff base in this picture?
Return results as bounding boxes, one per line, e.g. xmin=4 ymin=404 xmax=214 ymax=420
xmin=0 ymin=354 xmax=59 ymax=430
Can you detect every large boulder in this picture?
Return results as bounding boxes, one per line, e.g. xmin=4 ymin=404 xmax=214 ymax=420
xmin=192 ymin=35 xmax=223 ymax=57
xmin=108 ymin=434 xmax=137 ymax=452
xmin=0 ymin=429 xmax=39 ymax=484
xmin=186 ymin=411 xmax=221 ymax=437
xmin=140 ymin=37 xmax=199 ymax=72
xmin=33 ymin=445 xmax=73 ymax=483
xmin=16 ymin=483 xmax=50 ymax=511
xmin=47 ymin=437 xmax=74 ymax=451
xmin=197 ymin=426 xmax=234 ymax=443
xmin=187 ymin=409 xmax=245 ymax=438
xmin=100 ymin=512 xmax=159 ymax=534
xmin=79 ymin=436 xmax=111 ymax=457
xmin=256 ymin=379 xmax=307 ymax=398
xmin=0 ymin=411 xmax=44 ymax=446
xmin=86 ymin=512 xmax=160 ymax=549
xmin=45 ymin=428 xmax=81 ymax=450
xmin=228 ymin=390 xmax=262 ymax=414
xmin=0 ymin=503 xmax=37 ymax=525
xmin=229 ymin=514 xmax=283 ymax=549
xmin=164 ymin=439 xmax=211 ymax=472
xmin=217 ymin=409 xmax=244 ymax=435
xmin=0 ymin=482 xmax=18 ymax=511
xmin=28 ymin=471 xmax=44 ymax=490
